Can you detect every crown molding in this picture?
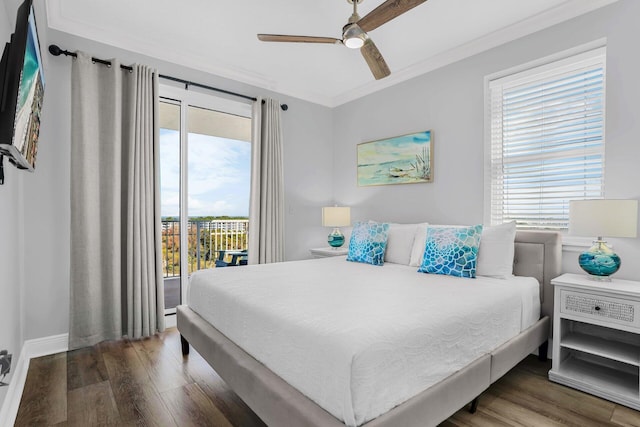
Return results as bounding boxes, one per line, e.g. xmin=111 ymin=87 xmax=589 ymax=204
xmin=46 ymin=1 xmax=272 ymax=90
xmin=45 ymin=0 xmax=338 ymax=106
xmin=329 ymin=0 xmax=619 ymax=107
xmin=46 ymin=0 xmax=618 ymax=108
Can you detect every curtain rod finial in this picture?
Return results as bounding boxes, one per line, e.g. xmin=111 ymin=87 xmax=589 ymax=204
xmin=48 ymin=44 xmax=63 ymax=56
xmin=49 ymin=44 xmax=76 ymax=58
xmin=281 ymin=104 xmax=288 ymax=111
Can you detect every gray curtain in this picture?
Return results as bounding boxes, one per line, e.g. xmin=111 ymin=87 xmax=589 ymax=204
xmin=248 ymin=98 xmax=285 ymax=264
xmin=69 ymin=53 xmax=164 ymax=350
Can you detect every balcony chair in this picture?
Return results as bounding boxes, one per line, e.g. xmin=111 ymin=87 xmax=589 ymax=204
xmin=215 ymin=250 xmax=228 ymax=268
xmin=229 ymin=250 xmax=248 ymax=266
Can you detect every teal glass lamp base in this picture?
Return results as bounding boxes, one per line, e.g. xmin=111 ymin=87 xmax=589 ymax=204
xmin=578 ymin=239 xmax=620 ymax=281
xmin=327 ymin=228 xmax=345 ymax=248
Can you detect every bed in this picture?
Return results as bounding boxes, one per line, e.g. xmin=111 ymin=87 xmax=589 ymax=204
xmin=177 ymin=229 xmax=561 ymax=426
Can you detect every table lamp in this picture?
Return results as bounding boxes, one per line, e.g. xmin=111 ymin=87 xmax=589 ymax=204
xmin=322 ymin=206 xmax=351 ymax=248
xmin=569 ymin=199 xmax=638 ymax=280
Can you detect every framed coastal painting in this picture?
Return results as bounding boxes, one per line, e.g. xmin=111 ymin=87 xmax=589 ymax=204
xmin=357 ymin=130 xmax=433 ymax=187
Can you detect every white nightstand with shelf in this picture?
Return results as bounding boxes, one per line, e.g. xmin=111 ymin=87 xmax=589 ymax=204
xmin=309 ymin=247 xmax=348 ymax=258
xmin=549 ymin=273 xmax=640 ymax=410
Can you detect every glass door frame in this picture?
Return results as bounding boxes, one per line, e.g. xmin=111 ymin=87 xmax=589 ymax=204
xmin=160 ymin=84 xmax=252 ymax=314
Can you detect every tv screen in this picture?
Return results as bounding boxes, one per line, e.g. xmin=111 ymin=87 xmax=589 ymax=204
xmin=0 ymin=0 xmax=44 ymax=171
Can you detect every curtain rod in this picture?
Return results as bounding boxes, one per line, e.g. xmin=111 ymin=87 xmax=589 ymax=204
xmin=48 ymin=44 xmax=288 ymax=111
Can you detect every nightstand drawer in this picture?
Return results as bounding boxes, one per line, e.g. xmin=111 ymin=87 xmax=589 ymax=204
xmin=560 ymin=290 xmax=639 ymax=328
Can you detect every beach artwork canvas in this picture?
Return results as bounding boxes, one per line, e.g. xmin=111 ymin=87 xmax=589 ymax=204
xmin=357 ymin=130 xmax=433 ymax=186
xmin=15 ymin=7 xmax=45 ymax=170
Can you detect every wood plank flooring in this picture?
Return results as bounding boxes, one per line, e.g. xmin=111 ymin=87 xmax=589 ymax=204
xmin=15 ymin=327 xmax=640 ymax=426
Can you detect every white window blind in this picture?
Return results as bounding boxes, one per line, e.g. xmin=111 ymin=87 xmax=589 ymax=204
xmin=488 ymin=48 xmax=606 ymax=230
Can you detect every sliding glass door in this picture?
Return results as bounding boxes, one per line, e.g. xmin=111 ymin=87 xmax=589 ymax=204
xmin=159 ymin=87 xmax=252 ymax=313
xmin=159 ymin=100 xmax=181 ymax=312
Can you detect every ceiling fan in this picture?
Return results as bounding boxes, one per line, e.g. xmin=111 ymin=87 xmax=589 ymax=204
xmin=257 ymin=0 xmax=428 ymax=80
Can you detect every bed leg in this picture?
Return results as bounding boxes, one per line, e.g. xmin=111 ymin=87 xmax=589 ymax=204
xmin=469 ymin=397 xmax=479 ymax=414
xmin=180 ymin=335 xmax=190 ymax=356
xmin=538 ymin=341 xmax=548 ymax=362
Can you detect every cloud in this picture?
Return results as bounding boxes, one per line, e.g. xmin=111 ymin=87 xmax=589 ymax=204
xmin=161 ymin=190 xmax=180 ymax=217
xmin=187 ymin=133 xmax=250 ymax=195
xmin=159 ymin=131 xmax=251 ymax=217
xmin=187 ymin=197 xmax=239 ymax=217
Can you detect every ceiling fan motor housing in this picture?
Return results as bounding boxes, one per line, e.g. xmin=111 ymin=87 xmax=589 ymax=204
xmin=343 ymin=24 xmax=366 ymax=49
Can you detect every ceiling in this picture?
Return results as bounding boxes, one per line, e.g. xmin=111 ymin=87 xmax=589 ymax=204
xmin=45 ymin=0 xmax=617 ymax=107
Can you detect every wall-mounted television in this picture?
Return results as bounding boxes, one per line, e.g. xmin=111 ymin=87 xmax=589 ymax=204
xmin=0 ymin=0 xmax=45 ymax=173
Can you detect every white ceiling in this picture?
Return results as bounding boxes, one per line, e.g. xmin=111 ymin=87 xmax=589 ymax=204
xmin=45 ymin=0 xmax=617 ymax=107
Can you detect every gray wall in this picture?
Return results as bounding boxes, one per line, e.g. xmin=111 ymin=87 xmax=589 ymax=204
xmin=332 ymin=0 xmax=640 ymax=280
xmin=21 ymin=26 xmax=334 ymax=340
xmin=7 ymin=0 xmax=640 ymax=350
xmin=0 ymin=0 xmax=24 ymax=408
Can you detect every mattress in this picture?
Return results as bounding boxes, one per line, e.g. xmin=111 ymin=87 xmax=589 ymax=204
xmin=187 ymin=257 xmax=540 ymax=426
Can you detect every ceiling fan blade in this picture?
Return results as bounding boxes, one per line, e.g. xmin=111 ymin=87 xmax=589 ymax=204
xmin=360 ymin=38 xmax=390 ymax=80
xmin=357 ymin=0 xmax=428 ymax=33
xmin=257 ymin=34 xmax=342 ymax=44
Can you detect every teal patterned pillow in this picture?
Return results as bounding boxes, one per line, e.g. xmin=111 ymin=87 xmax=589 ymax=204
xmin=418 ymin=225 xmax=483 ymax=278
xmin=347 ymin=221 xmax=390 ymax=266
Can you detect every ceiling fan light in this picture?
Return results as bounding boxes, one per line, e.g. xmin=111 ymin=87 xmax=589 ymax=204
xmin=343 ymin=24 xmax=365 ymax=49
xmin=344 ymin=36 xmax=364 ymax=49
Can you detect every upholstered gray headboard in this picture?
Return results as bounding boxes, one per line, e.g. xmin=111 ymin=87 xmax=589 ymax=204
xmin=513 ymin=230 xmax=562 ymax=335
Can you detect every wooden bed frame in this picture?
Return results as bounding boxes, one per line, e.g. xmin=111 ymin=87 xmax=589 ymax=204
xmin=177 ymin=230 xmax=561 ymax=426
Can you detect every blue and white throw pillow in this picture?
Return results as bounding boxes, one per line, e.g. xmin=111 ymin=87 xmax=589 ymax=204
xmin=418 ymin=225 xmax=483 ymax=278
xmin=347 ymin=221 xmax=390 ymax=266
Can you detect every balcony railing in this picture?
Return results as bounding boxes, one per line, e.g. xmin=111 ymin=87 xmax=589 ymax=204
xmin=161 ymin=219 xmax=248 ymax=278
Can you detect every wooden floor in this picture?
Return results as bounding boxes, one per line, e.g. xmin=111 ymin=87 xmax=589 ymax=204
xmin=15 ymin=328 xmax=640 ymax=427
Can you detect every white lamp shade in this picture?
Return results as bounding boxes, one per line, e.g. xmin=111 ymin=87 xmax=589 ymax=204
xmin=569 ymin=199 xmax=638 ymax=238
xmin=322 ymin=206 xmax=351 ymax=227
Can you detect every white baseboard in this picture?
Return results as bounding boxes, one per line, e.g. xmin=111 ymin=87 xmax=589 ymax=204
xmin=25 ymin=333 xmax=69 ymax=360
xmin=0 ymin=333 xmax=68 ymax=426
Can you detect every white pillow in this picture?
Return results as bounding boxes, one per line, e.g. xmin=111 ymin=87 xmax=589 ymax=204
xmin=475 ymin=221 xmax=517 ymax=279
xmin=384 ymin=223 xmax=419 ymax=265
xmin=409 ymin=223 xmax=429 ymax=267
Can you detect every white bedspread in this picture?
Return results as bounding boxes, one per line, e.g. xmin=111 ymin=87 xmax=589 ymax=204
xmin=187 ymin=257 xmax=540 ymax=426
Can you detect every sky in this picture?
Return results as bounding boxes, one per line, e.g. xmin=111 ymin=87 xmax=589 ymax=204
xmin=160 ymin=129 xmax=251 ymax=218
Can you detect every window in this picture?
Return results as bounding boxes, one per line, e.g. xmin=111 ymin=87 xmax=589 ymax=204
xmin=487 ymin=47 xmax=606 ymax=230
xmin=159 ymin=86 xmax=252 ymax=312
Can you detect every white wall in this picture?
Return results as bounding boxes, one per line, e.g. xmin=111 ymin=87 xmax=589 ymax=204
xmin=0 ymin=0 xmax=24 ymax=408
xmin=332 ymin=0 xmax=640 ymax=281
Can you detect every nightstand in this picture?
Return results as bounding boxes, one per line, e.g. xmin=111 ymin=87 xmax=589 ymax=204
xmin=549 ymin=273 xmax=640 ymax=410
xmin=309 ymin=247 xmax=348 ymax=258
